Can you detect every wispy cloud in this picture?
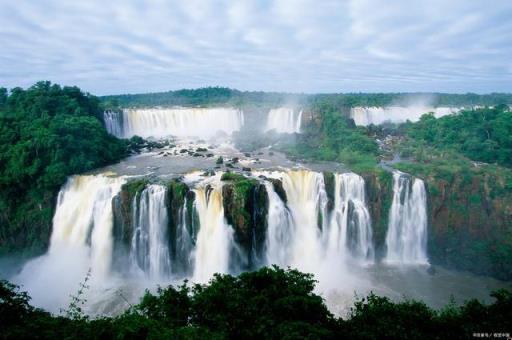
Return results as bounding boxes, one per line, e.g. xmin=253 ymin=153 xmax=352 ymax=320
xmin=0 ymin=0 xmax=510 ymax=94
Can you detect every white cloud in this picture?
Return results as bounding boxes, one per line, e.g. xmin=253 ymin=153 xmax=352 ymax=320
xmin=0 ymin=0 xmax=510 ymax=94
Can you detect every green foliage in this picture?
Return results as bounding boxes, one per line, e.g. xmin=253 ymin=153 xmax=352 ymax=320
xmin=64 ymin=269 xmax=91 ymax=321
xmin=0 ymin=81 xmax=127 ymax=254
xmin=280 ymin=103 xmax=379 ymax=172
xmin=2 ymin=269 xmax=512 ymax=339
xmin=102 ymin=88 xmax=512 ymax=109
xmin=220 ymin=172 xmax=248 ymax=182
xmin=404 ymin=106 xmax=512 ymax=168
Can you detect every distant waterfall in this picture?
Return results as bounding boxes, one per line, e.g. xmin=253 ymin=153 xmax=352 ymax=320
xmin=192 ymin=185 xmax=234 ymax=282
xmin=130 ymin=185 xmax=171 ymax=279
xmin=104 ymin=107 xmax=244 ymax=139
xmin=350 ymin=106 xmax=459 ymax=126
xmin=385 ymin=172 xmax=428 ymax=264
xmin=103 ymin=110 xmax=123 ymax=137
xmin=265 ymin=108 xmax=303 ymax=133
xmin=327 ymin=173 xmax=373 ymax=263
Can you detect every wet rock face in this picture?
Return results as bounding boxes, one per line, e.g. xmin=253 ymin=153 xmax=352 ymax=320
xmin=165 ymin=180 xmax=192 ymax=275
xmin=425 ymin=174 xmax=512 ymax=280
xmin=112 ymin=179 xmax=148 ymax=270
xmin=361 ymin=171 xmax=393 ymax=258
xmin=222 ymin=178 xmax=268 ymax=269
xmin=323 ymin=172 xmax=335 ymax=212
xmin=268 ymin=178 xmax=287 ymax=203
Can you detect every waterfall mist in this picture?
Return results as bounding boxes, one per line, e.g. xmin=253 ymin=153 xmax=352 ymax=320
xmin=265 ymin=107 xmax=303 ymax=133
xmin=105 ymin=108 xmax=244 ymax=139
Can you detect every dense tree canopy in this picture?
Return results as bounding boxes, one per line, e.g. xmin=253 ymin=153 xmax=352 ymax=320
xmin=1 ymin=267 xmax=511 ymax=339
xmin=0 ymin=81 xmax=127 ymax=254
xmin=404 ymin=105 xmax=512 ymax=167
xmin=279 ymin=102 xmax=380 ymax=172
xmin=102 ymin=87 xmax=512 ymax=110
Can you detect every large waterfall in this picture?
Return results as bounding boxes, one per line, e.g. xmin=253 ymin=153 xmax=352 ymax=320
xmin=262 ymin=170 xmax=327 ymax=272
xmin=350 ymin=106 xmax=459 ymax=126
xmin=263 ymin=181 xmax=294 ymax=267
xmin=50 ymin=175 xmax=125 ymax=277
xmin=327 ymin=173 xmax=373 ymax=263
xmin=265 ymin=108 xmax=303 ymax=133
xmin=130 ymin=185 xmax=171 ymax=280
xmin=192 ymin=185 xmax=234 ymax=283
xmin=104 ymin=108 xmax=244 ymax=139
xmin=14 ymin=175 xmax=124 ymax=311
xmin=14 ymin=168 xmax=435 ymax=314
xmin=385 ymin=172 xmax=428 ymax=264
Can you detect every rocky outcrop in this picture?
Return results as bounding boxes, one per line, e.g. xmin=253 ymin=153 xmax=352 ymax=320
xmin=112 ymin=178 xmax=148 ymax=269
xmin=361 ymin=170 xmax=394 ymax=258
xmin=322 ymin=172 xmax=335 ymax=212
xmin=222 ymin=176 xmax=268 ymax=269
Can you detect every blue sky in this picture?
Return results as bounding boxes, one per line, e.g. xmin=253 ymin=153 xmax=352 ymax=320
xmin=0 ymin=0 xmax=511 ymax=95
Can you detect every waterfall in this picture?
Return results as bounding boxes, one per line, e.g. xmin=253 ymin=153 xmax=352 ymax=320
xmin=192 ymin=185 xmax=234 ymax=282
xmin=173 ymin=197 xmax=195 ymax=276
xmin=104 ymin=107 xmax=244 ymax=139
xmin=277 ymin=170 xmax=327 ymax=271
xmin=129 ymin=185 xmax=171 ymax=280
xmin=103 ymin=110 xmax=123 ymax=137
xmin=385 ymin=172 xmax=428 ymax=264
xmin=50 ymin=175 xmax=125 ymax=277
xmin=263 ymin=182 xmax=294 ymax=267
xmin=327 ymin=173 xmax=373 ymax=263
xmin=265 ymin=108 xmax=303 ymax=133
xmin=350 ymin=106 xmax=459 ymax=126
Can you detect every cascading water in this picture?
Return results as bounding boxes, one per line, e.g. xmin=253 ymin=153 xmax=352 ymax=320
xmin=192 ymin=185 xmax=234 ymax=283
xmin=129 ymin=185 xmax=171 ymax=280
xmin=275 ymin=170 xmax=327 ymax=272
xmin=327 ymin=173 xmax=373 ymax=263
xmin=50 ymin=175 xmax=125 ymax=277
xmin=104 ymin=108 xmax=244 ymax=139
xmin=14 ymin=175 xmax=124 ymax=311
xmin=103 ymin=110 xmax=123 ymax=137
xmin=350 ymin=106 xmax=460 ymax=126
xmin=265 ymin=108 xmax=303 ymax=133
xmin=13 ymin=166 xmax=439 ymax=316
xmin=385 ymin=172 xmax=429 ymax=264
xmin=263 ymin=181 xmax=295 ymax=267
xmin=172 ymin=197 xmax=195 ymax=276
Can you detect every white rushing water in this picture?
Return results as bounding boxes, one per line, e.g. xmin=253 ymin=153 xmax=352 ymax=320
xmin=350 ymin=106 xmax=459 ymax=126
xmin=265 ymin=107 xmax=303 ymax=133
xmin=12 ymin=168 xmax=435 ymax=315
xmin=385 ymin=172 xmax=429 ymax=265
xmin=279 ymin=170 xmax=327 ymax=272
xmin=192 ymin=184 xmax=234 ymax=283
xmin=173 ymin=196 xmax=195 ymax=276
xmin=14 ymin=175 xmax=125 ymax=311
xmin=328 ymin=173 xmax=373 ymax=263
xmin=263 ymin=181 xmax=294 ymax=267
xmin=130 ymin=185 xmax=171 ymax=280
xmin=104 ymin=107 xmax=244 ymax=139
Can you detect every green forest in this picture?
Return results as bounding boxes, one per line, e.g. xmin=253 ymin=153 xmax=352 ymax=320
xmin=2 ymin=266 xmax=511 ymax=339
xmin=0 ymin=82 xmax=127 ymax=255
xmin=102 ymin=86 xmax=512 ymax=109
